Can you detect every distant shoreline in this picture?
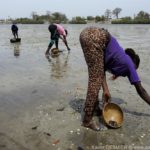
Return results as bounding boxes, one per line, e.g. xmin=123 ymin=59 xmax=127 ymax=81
xmin=1 ymin=22 xmax=150 ymax=25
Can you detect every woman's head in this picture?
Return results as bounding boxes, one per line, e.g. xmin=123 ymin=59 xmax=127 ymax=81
xmin=125 ymin=48 xmax=140 ymax=69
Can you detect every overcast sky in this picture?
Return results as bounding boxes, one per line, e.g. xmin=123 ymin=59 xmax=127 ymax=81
xmin=0 ymin=0 xmax=150 ymax=19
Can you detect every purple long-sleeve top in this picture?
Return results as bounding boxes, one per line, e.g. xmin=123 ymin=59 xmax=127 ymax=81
xmin=104 ymin=35 xmax=140 ymax=84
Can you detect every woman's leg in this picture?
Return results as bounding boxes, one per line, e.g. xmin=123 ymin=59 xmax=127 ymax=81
xmin=16 ymin=31 xmax=18 ymax=39
xmin=45 ymin=40 xmax=55 ymax=55
xmin=55 ymin=37 xmax=59 ymax=49
xmin=80 ymin=27 xmax=109 ymax=130
xmin=45 ymin=25 xmax=57 ymax=55
xmin=12 ymin=31 xmax=15 ymax=39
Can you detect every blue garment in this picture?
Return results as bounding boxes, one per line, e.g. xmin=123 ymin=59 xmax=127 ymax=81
xmin=105 ymin=35 xmax=140 ymax=84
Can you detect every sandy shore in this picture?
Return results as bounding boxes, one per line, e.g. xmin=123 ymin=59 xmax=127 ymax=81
xmin=0 ymin=72 xmax=150 ymax=150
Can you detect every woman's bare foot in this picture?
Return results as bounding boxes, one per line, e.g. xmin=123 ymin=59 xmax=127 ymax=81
xmin=82 ymin=120 xmax=100 ymax=131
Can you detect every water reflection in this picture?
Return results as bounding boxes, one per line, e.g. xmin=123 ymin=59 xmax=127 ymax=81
xmin=13 ymin=43 xmax=21 ymax=57
xmin=45 ymin=52 xmax=70 ymax=79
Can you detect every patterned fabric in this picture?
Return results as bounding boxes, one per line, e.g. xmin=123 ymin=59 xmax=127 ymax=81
xmin=80 ymin=27 xmax=110 ymax=123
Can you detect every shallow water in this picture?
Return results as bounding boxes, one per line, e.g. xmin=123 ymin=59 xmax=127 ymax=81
xmin=0 ymin=24 xmax=150 ymax=149
xmin=0 ymin=24 xmax=150 ymax=111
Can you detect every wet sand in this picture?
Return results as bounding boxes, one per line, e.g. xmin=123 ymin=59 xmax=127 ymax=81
xmin=0 ymin=24 xmax=150 ymax=150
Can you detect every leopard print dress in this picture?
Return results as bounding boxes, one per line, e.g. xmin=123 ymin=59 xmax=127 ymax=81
xmin=80 ymin=27 xmax=110 ymax=123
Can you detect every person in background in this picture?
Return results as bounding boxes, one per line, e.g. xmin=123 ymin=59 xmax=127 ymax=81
xmin=45 ymin=23 xmax=70 ymax=55
xmin=11 ymin=23 xmax=19 ymax=39
xmin=79 ymin=27 xmax=150 ymax=131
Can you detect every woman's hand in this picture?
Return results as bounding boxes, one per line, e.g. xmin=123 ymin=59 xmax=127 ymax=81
xmin=102 ymin=75 xmax=111 ymax=106
xmin=109 ymin=75 xmax=118 ymax=80
xmin=102 ymin=92 xmax=111 ymax=106
xmin=62 ymin=35 xmax=70 ymax=51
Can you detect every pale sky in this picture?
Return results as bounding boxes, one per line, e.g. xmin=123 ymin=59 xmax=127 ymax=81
xmin=0 ymin=0 xmax=150 ymax=19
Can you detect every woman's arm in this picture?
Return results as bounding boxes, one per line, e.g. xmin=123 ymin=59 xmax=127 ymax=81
xmin=102 ymin=75 xmax=111 ymax=104
xmin=134 ymin=82 xmax=150 ymax=105
xmin=60 ymin=35 xmax=70 ymax=51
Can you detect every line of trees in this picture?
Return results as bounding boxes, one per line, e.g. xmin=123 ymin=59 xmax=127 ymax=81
xmin=104 ymin=7 xmax=122 ymax=20
xmin=31 ymin=11 xmax=68 ymax=23
xmin=10 ymin=9 xmax=150 ymax=24
xmin=112 ymin=11 xmax=150 ymax=24
xmin=13 ymin=11 xmax=68 ymax=24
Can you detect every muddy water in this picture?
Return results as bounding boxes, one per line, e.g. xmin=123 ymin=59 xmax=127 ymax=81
xmin=0 ymin=24 xmax=150 ymax=149
xmin=0 ymin=24 xmax=84 ymax=114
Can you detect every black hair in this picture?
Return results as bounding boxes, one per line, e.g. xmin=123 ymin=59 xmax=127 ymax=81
xmin=65 ymin=29 xmax=68 ymax=35
xmin=125 ymin=48 xmax=140 ymax=69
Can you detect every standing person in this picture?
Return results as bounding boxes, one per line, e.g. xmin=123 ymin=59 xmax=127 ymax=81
xmin=11 ymin=23 xmax=19 ymax=39
xmin=45 ymin=23 xmax=70 ymax=55
xmin=79 ymin=27 xmax=150 ymax=131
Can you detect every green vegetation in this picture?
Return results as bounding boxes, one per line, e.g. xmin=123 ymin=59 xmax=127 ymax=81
xmin=50 ymin=12 xmax=68 ymax=23
xmin=6 ymin=10 xmax=150 ymax=24
xmin=112 ymin=11 xmax=150 ymax=24
xmin=95 ymin=15 xmax=105 ymax=23
xmin=112 ymin=8 xmax=122 ymax=19
xmin=112 ymin=19 xmax=150 ymax=24
xmin=13 ymin=11 xmax=68 ymax=24
xmin=69 ymin=16 xmax=87 ymax=24
xmin=14 ymin=18 xmax=44 ymax=24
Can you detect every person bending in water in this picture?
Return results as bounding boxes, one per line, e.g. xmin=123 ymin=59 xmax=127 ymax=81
xmin=80 ymin=27 xmax=150 ymax=131
xmin=45 ymin=23 xmax=70 ymax=55
xmin=11 ymin=23 xmax=19 ymax=39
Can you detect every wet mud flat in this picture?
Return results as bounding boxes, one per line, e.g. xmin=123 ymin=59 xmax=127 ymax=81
xmin=0 ymin=96 xmax=150 ymax=150
xmin=0 ymin=24 xmax=150 ymax=149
